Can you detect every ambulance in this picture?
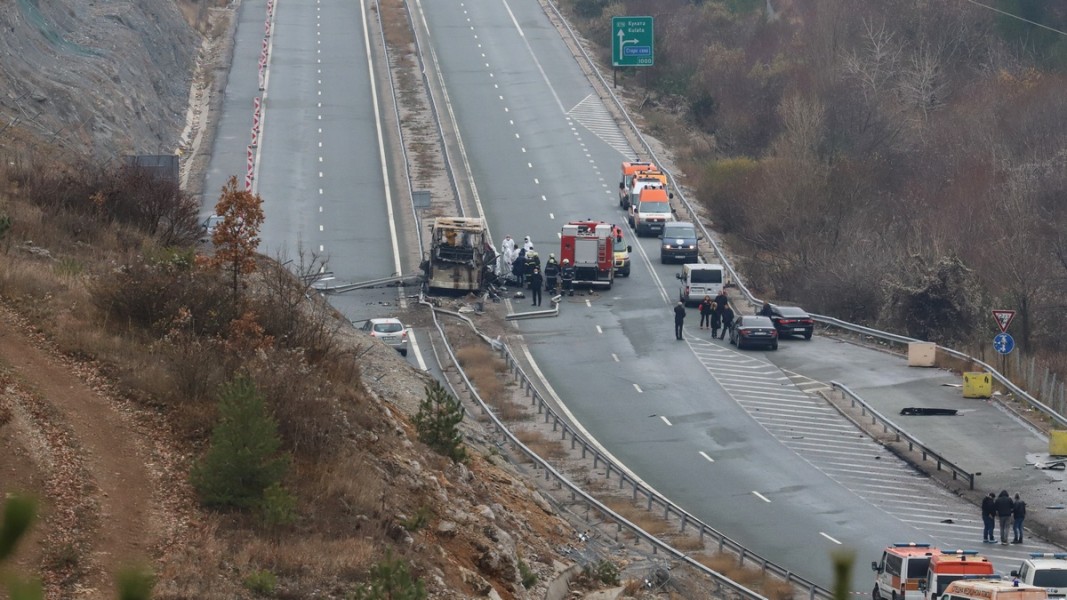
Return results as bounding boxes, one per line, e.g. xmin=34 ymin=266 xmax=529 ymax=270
xmin=619 ymin=161 xmax=658 ymax=209
xmin=938 ymin=578 xmax=1047 ymax=600
xmin=922 ymin=551 xmax=996 ymax=600
xmin=872 ymin=543 xmax=942 ymax=600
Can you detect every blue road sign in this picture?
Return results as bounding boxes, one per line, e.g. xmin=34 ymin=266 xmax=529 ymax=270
xmin=993 ymin=333 xmax=1015 ymax=355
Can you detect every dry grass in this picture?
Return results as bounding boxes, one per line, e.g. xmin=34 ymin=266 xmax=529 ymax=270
xmin=602 ymin=498 xmax=671 ymax=536
xmin=456 ymin=343 xmax=510 ymax=404
xmin=514 ymin=429 xmax=568 ymax=460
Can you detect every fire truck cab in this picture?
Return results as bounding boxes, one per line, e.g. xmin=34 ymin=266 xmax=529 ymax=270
xmin=560 ymin=221 xmax=616 ymax=289
xmin=873 ymin=543 xmax=942 ymax=600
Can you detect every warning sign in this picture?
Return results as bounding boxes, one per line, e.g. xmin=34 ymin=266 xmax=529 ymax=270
xmin=992 ymin=309 xmax=1016 ymax=333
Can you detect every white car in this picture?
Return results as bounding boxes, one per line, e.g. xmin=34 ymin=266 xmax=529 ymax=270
xmin=360 ymin=317 xmax=409 ymax=356
xmin=200 ymin=215 xmax=223 ymax=243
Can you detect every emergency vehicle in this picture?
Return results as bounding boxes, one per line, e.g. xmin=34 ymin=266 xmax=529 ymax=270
xmin=619 ymin=161 xmax=658 ymax=209
xmin=611 ymin=225 xmax=632 ymax=277
xmin=1011 ymin=553 xmax=1067 ymax=598
xmin=631 ymin=187 xmax=675 ymax=237
xmin=559 ymin=221 xmax=615 ymax=289
xmin=939 ymin=579 xmax=1047 ymax=600
xmin=922 ymin=551 xmax=996 ymax=600
xmin=872 ymin=543 xmax=942 ymax=600
xmin=624 ymin=169 xmax=668 ymax=212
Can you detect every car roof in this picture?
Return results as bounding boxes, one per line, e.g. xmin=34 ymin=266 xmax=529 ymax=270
xmin=367 ymin=317 xmax=402 ymax=325
xmin=638 ymin=188 xmax=669 ymax=202
xmin=1025 ymin=557 xmax=1067 ymax=569
xmin=774 ymin=306 xmax=810 ymax=316
xmin=663 ymin=222 xmax=695 ymax=231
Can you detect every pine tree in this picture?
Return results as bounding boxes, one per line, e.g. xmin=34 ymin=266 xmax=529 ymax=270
xmin=190 ymin=377 xmax=290 ymax=509
xmin=412 ymin=381 xmax=467 ymax=463
xmin=351 ymin=553 xmax=426 ymax=600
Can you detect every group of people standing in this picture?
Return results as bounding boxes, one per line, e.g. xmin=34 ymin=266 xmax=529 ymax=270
xmin=674 ymin=291 xmax=734 ymax=340
xmin=497 ymin=235 xmax=575 ymax=306
xmin=981 ymin=490 xmax=1026 ymax=545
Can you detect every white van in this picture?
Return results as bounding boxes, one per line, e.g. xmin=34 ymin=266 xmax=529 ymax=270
xmin=1012 ymin=553 xmax=1067 ymax=598
xmin=677 ymin=263 xmax=724 ymax=306
xmin=939 ymin=579 xmax=1047 ymax=600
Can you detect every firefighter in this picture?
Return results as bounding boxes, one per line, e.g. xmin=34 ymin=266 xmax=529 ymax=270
xmin=525 ymin=250 xmax=540 ymax=289
xmin=560 ymin=259 xmax=575 ymax=297
xmin=543 ymin=253 xmax=559 ymax=293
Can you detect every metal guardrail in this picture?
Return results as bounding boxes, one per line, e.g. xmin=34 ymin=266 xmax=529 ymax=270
xmin=422 ymin=299 xmax=778 ymax=600
xmin=829 ymin=382 xmax=975 ymax=490
xmin=316 ymin=273 xmax=419 ymax=294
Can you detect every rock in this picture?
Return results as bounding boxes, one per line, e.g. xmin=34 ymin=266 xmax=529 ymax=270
xmin=476 ymin=504 xmax=495 ymax=521
xmin=461 ymin=567 xmax=493 ymax=595
xmin=436 ymin=520 xmax=457 ymax=537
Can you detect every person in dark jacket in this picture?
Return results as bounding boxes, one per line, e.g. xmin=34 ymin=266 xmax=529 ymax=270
xmin=981 ymin=492 xmax=996 ymax=543
xmin=528 ymin=267 xmax=543 ymax=307
xmin=560 ymin=259 xmax=575 ymax=296
xmin=758 ymin=301 xmax=773 ymax=317
xmin=719 ymin=304 xmax=734 ymax=340
xmin=714 ymin=292 xmax=729 ymax=316
xmin=1012 ymin=494 xmax=1027 ymax=544
xmin=994 ymin=490 xmax=1014 ymax=544
xmin=698 ymin=296 xmax=713 ymax=330
xmin=512 ymin=248 xmax=526 ymax=286
xmin=525 ymin=250 xmax=540 ymax=289
xmin=674 ymin=302 xmax=687 ymax=340
xmin=543 ymin=254 xmax=559 ymax=293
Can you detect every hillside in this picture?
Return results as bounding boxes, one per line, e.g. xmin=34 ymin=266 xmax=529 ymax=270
xmin=0 ymin=1 xmax=596 ymax=598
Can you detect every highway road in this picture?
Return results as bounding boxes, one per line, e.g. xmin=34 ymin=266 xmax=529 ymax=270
xmin=413 ymin=0 xmax=1063 ymax=591
xmin=203 ymin=0 xmax=404 ymax=284
xmin=200 ymin=0 xmax=1064 ymax=593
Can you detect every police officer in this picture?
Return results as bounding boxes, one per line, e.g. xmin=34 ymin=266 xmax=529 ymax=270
xmin=525 ymin=250 xmax=540 ymax=288
xmin=560 ymin=259 xmax=575 ymax=297
xmin=543 ymin=253 xmax=559 ymax=293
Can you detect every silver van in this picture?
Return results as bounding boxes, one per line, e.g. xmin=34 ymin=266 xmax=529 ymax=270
xmin=677 ymin=263 xmax=724 ymax=306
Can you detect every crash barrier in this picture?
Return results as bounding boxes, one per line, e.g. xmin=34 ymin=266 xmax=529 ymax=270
xmin=421 ymin=298 xmax=781 ymax=600
xmin=543 ymin=0 xmax=1067 ymax=444
xmin=398 ymin=0 xmax=467 ymax=225
xmin=373 ymin=1 xmax=424 ymax=254
xmin=316 ymin=273 xmax=419 ymax=294
xmin=829 ymin=382 xmax=975 ymax=490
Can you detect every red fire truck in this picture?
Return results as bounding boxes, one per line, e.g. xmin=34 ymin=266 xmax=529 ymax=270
xmin=560 ymin=221 xmax=616 ymax=289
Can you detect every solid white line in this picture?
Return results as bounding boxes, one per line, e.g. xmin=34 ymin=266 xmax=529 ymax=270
xmin=659 ymin=415 xmax=672 ymax=427
xmin=633 ymin=383 xmax=643 ymax=393
xmin=407 ymin=328 xmax=427 ymax=371
xmin=518 ymin=345 xmax=653 ymax=488
xmin=499 ymin=0 xmax=565 ymax=113
xmin=699 ymin=451 xmax=714 ymax=463
xmin=359 ymin=0 xmax=401 ymax=276
xmin=820 ymin=532 xmax=842 ymax=544
xmin=752 ymin=491 xmax=771 ymax=503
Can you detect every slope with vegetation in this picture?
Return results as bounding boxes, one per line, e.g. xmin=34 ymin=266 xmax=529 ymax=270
xmin=562 ymin=0 xmax=1067 ymax=369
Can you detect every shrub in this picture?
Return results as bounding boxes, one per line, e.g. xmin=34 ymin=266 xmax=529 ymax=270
xmin=351 ymin=553 xmax=426 ymax=600
xmin=586 ymin=560 xmax=619 ymax=586
xmin=258 ymin=482 xmax=297 ymax=529
xmin=190 ymin=377 xmax=291 ymax=510
xmin=412 ymin=381 xmax=467 ymax=463
xmin=518 ymin=558 xmax=538 ymax=589
xmin=242 ymin=569 xmax=277 ymax=596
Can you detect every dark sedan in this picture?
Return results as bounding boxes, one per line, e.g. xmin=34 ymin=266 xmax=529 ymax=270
xmin=729 ymin=315 xmax=778 ymax=350
xmin=768 ymin=305 xmax=815 ymax=340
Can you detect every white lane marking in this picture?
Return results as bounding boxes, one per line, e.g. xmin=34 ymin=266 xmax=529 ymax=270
xmin=521 ymin=148 xmax=526 ymax=153
xmin=358 ymin=0 xmax=401 ymax=276
xmin=752 ymin=491 xmax=771 ymax=503
xmin=659 ymin=415 xmax=672 ymax=427
xmin=699 ymin=451 xmax=714 ymax=463
xmin=407 ymin=328 xmax=427 ymax=371
xmin=633 ymin=384 xmax=643 ymax=393
xmin=541 ymin=195 xmax=547 ymax=201
xmin=527 ymin=162 xmax=533 ymax=168
xmin=499 ymin=0 xmax=565 ymax=113
xmin=549 ymin=213 xmax=554 ymax=220
xmin=518 ymin=344 xmax=655 ymax=489
xmin=611 ymin=353 xmax=619 ymax=362
xmin=319 ymin=225 xmax=324 ymax=231
xmin=595 ymin=325 xmax=603 ymax=334
xmin=319 ymin=244 xmax=324 ymax=252
xmin=820 ymin=532 xmax=842 ymax=545
xmin=585 ymin=299 xmax=591 ymax=307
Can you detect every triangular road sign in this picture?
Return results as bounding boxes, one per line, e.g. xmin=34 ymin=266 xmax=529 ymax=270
xmin=992 ymin=309 xmax=1016 ymax=333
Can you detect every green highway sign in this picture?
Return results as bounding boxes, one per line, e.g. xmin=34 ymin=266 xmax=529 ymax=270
xmin=612 ymin=16 xmax=654 ymax=67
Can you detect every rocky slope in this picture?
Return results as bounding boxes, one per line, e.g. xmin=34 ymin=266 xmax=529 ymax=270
xmin=0 ymin=0 xmax=197 ymax=159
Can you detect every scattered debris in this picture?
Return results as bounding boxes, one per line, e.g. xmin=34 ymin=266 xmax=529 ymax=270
xmin=900 ymin=407 xmax=959 ymax=416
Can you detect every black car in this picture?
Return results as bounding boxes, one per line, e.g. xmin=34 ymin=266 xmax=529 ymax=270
xmin=659 ymin=221 xmax=699 ymax=264
xmin=767 ymin=305 xmax=815 ymax=340
xmin=729 ymin=315 xmax=778 ymax=350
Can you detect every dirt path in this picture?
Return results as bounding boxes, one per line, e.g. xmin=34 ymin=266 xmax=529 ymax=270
xmin=0 ymin=307 xmax=162 ymax=598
